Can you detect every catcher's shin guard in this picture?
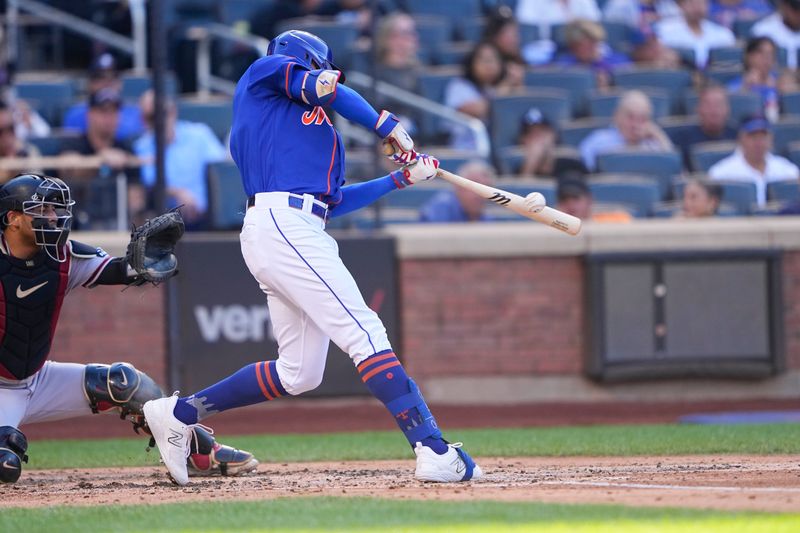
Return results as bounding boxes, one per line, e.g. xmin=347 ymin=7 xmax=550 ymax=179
xmin=83 ymin=362 xmax=165 ymax=433
xmin=0 ymin=427 xmax=28 ymax=483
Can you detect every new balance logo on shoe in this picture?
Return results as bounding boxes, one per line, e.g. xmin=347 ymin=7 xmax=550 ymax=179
xmin=167 ymin=429 xmax=183 ymax=447
xmin=452 ymin=457 xmax=466 ymax=474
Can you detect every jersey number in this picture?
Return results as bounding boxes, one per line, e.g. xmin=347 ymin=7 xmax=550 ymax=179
xmin=302 ymin=107 xmax=333 ymax=126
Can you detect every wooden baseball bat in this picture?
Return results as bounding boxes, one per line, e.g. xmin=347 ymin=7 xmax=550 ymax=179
xmin=436 ymin=168 xmax=582 ymax=235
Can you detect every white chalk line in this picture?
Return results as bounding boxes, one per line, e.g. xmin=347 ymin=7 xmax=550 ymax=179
xmin=540 ymin=480 xmax=800 ymax=493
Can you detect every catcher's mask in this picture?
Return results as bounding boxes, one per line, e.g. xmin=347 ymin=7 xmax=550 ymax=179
xmin=1 ymin=174 xmax=75 ymax=262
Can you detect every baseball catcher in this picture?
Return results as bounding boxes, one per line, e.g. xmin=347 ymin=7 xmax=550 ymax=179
xmin=0 ymin=174 xmax=257 ymax=483
xmin=143 ymin=30 xmax=481 ymax=486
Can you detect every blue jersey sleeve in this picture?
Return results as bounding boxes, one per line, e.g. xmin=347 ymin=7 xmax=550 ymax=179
xmin=329 ymin=170 xmax=415 ymax=218
xmin=245 ymin=55 xmax=303 ymax=100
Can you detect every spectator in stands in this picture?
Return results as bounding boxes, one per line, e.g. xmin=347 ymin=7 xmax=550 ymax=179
xmin=709 ymin=114 xmax=800 ymax=206
xmin=579 ymin=90 xmax=673 ymax=170
xmin=516 ymin=0 xmax=601 ymax=39
xmin=517 ymin=107 xmax=589 ymax=177
xmin=60 ymin=88 xmax=138 ymax=178
xmin=0 ymin=102 xmax=42 ymax=181
xmin=751 ymin=0 xmax=800 ymax=69
xmin=419 ymin=160 xmax=496 ymax=222
xmin=63 ymin=53 xmax=144 ymax=141
xmin=709 ymin=0 xmax=774 ymax=30
xmin=603 ymin=0 xmax=681 ymax=31
xmin=483 ymin=6 xmax=527 ymax=84
xmin=251 ymin=0 xmax=370 ymax=42
xmin=373 ymin=13 xmax=422 ymax=136
xmin=676 ymin=178 xmax=722 ymax=217
xmin=655 ymin=0 xmax=736 ymax=69
xmin=629 ymin=30 xmax=683 ymax=68
xmin=728 ymin=37 xmax=798 ymax=123
xmin=675 ymin=84 xmax=737 ymax=168
xmin=556 ymin=177 xmax=633 ymax=222
xmin=445 ymin=41 xmax=523 ymax=150
xmin=133 ymin=90 xmax=228 ymax=230
xmin=554 ymin=19 xmax=631 ymax=89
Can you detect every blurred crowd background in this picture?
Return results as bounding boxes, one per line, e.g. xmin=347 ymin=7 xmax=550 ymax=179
xmin=3 ymin=0 xmax=800 ymax=230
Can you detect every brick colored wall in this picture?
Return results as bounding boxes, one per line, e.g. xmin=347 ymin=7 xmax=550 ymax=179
xmin=399 ymin=257 xmax=585 ymax=379
xmin=51 ymin=251 xmax=799 ymax=386
xmin=782 ymin=251 xmax=800 ymax=371
xmin=53 ymin=285 xmax=167 ymax=384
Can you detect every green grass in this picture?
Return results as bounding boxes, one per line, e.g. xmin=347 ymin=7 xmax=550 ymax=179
xmin=26 ymin=423 xmax=800 ymax=470
xmin=1 ymin=497 xmax=798 ymax=533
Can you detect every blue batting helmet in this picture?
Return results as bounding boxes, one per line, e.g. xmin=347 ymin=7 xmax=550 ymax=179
xmin=267 ymin=30 xmax=345 ymax=82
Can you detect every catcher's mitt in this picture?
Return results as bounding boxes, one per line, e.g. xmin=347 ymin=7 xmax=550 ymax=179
xmin=125 ymin=209 xmax=185 ymax=285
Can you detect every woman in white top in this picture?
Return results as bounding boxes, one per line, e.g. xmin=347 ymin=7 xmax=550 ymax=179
xmin=516 ymin=0 xmax=601 ymax=39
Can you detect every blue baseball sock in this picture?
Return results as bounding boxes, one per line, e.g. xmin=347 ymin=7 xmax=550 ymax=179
xmin=172 ymin=361 xmax=287 ymax=425
xmin=358 ymin=351 xmax=448 ymax=455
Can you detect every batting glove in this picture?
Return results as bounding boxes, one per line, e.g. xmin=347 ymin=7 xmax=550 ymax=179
xmin=391 ymin=153 xmax=439 ymax=188
xmin=375 ymin=110 xmax=415 ymax=165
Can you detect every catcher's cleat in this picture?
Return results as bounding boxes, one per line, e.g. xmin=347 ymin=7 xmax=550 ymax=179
xmin=187 ymin=443 xmax=259 ymax=477
xmin=414 ymin=441 xmax=482 ymax=483
xmin=143 ymin=394 xmax=192 ymax=486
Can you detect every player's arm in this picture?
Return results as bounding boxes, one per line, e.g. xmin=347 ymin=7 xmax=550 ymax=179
xmin=329 ymin=155 xmax=439 ymax=218
xmin=91 ymin=257 xmax=145 ymax=286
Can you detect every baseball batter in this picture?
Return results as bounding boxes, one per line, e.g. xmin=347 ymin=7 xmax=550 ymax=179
xmin=144 ymin=30 xmax=482 ymax=485
xmin=0 ymin=174 xmax=257 ymax=484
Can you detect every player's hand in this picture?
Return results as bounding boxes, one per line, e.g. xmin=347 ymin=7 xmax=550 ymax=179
xmin=375 ymin=110 xmax=415 ymax=165
xmin=394 ymin=153 xmax=439 ymax=187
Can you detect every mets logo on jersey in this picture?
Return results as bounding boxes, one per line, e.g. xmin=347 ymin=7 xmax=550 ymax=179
xmin=302 ymin=107 xmax=333 ymax=126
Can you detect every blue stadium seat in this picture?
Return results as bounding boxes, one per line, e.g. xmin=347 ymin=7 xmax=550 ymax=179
xmin=780 ymin=91 xmax=800 ymax=116
xmin=707 ymin=46 xmax=743 ymax=68
xmin=524 ymin=68 xmax=596 ymax=117
xmin=651 ymin=201 xmax=681 ymax=218
xmin=435 ymin=42 xmax=472 ymax=66
xmin=602 ymin=21 xmax=633 ymax=53
xmin=612 ymin=68 xmax=692 ymax=114
xmin=690 ymin=141 xmax=736 ymax=172
xmin=733 ymin=17 xmax=762 ymax=39
xmin=705 ymin=67 xmax=744 ymax=86
xmin=417 ymin=68 xmax=460 ymax=139
xmin=384 ymin=184 xmax=449 ymax=208
xmin=519 ymin=23 xmax=540 ymax=43
xmin=206 ymin=161 xmax=246 ymax=230
xmin=412 ymin=16 xmax=453 ymax=64
xmin=658 ymin=116 xmax=699 ymax=145
xmin=767 ymin=180 xmax=799 ymax=202
xmin=274 ymin=18 xmax=359 ymax=62
xmin=587 ymin=175 xmax=661 ymax=217
xmin=221 ymin=0 xmax=273 ymax=26
xmin=459 ymin=17 xmax=486 ymax=43
xmin=788 ymin=141 xmax=800 ymax=167
xmin=674 ymin=178 xmax=758 ymax=215
xmin=15 ymin=80 xmax=76 ymax=127
xmin=595 ymin=150 xmax=682 ymax=199
xmin=28 ymin=130 xmax=83 ymax=156
xmin=559 ymin=117 xmax=609 ymax=148
xmin=772 ymin=119 xmax=800 ymax=155
xmin=404 ymin=0 xmax=481 ymax=19
xmin=588 ymin=89 xmax=670 ymax=119
xmin=177 ymin=99 xmax=232 ymax=142
xmin=120 ymin=71 xmax=178 ymax=100
xmin=489 ymin=90 xmax=571 ymax=151
xmin=683 ymin=91 xmax=760 ymax=125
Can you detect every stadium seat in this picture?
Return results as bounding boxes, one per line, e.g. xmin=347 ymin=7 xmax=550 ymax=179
xmin=674 ymin=177 xmax=758 ymax=215
xmin=705 ymin=67 xmax=744 ymax=86
xmin=595 ymin=150 xmax=682 ymax=199
xmin=588 ymin=89 xmax=670 ymax=119
xmin=683 ymin=91 xmax=761 ymax=125
xmin=417 ymin=67 xmax=460 ymax=140
xmin=587 ymin=175 xmax=661 ymax=217
xmin=489 ymin=90 xmax=571 ymax=151
xmin=733 ymin=18 xmax=761 ymax=39
xmin=767 ymin=180 xmax=799 ymax=203
xmin=404 ymin=0 xmax=481 ymax=20
xmin=412 ymin=16 xmax=453 ymax=64
xmin=690 ymin=141 xmax=736 ymax=172
xmin=495 ymin=145 xmax=583 ymax=176
xmin=524 ymin=67 xmax=596 ymax=117
xmin=383 ymin=182 xmax=449 ymax=208
xmin=15 ymin=80 xmax=76 ymax=127
xmin=431 ymin=149 xmax=485 ymax=172
xmin=611 ymin=68 xmax=692 ymax=114
xmin=27 ymin=130 xmax=82 ymax=156
xmin=602 ymin=21 xmax=633 ymax=53
xmin=459 ymin=17 xmax=486 ymax=43
xmin=120 ymin=71 xmax=178 ymax=100
xmin=772 ymin=118 xmax=800 ymax=155
xmin=177 ymin=98 xmax=232 ymax=142
xmin=658 ymin=116 xmax=699 ymax=146
xmin=274 ymin=18 xmax=359 ymax=62
xmin=206 ymin=161 xmax=246 ymax=230
xmin=435 ymin=42 xmax=472 ymax=66
xmin=651 ymin=200 xmax=681 ymax=218
xmin=220 ymin=0 xmax=271 ymax=26
xmin=707 ymin=46 xmax=743 ymax=68
xmin=788 ymin=140 xmax=800 ymax=167
xmin=559 ymin=117 xmax=609 ymax=148
xmin=519 ymin=23 xmax=540 ymax=44
xmin=780 ymin=91 xmax=800 ymax=116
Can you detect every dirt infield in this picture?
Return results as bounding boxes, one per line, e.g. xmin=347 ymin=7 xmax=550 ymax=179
xmin=3 ymin=456 xmax=798 ymax=513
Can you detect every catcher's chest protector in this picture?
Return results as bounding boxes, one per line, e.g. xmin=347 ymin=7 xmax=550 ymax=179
xmin=0 ymin=249 xmax=69 ymax=380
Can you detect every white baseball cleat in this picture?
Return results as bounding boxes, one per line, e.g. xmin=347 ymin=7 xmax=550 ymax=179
xmin=143 ymin=395 xmax=192 ymax=486
xmin=414 ymin=441 xmax=483 ymax=483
